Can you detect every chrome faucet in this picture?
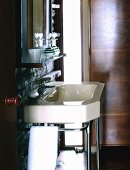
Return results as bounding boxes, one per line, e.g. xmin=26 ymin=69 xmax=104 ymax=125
xmin=28 ymin=70 xmax=61 ymax=98
xmin=37 ymin=76 xmax=55 ymax=94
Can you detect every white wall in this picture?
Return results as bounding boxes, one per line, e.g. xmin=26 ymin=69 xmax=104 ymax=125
xmin=63 ymin=0 xmax=90 ymax=147
xmin=63 ymin=0 xmax=81 ymax=83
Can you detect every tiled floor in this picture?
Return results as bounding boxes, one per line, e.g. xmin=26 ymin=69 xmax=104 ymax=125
xmin=55 ymin=147 xmax=130 ymax=170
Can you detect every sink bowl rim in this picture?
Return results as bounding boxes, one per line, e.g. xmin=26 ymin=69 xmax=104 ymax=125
xmin=23 ymin=81 xmax=105 ymax=123
xmin=24 ymin=81 xmax=104 ymax=106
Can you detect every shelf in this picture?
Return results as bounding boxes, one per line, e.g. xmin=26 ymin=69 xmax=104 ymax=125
xmin=52 ymin=4 xmax=60 ymax=9
xmin=43 ymin=53 xmax=66 ymax=64
xmin=17 ymin=53 xmax=66 ymax=68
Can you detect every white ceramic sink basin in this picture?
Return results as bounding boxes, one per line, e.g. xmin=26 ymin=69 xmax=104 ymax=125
xmin=45 ymin=84 xmax=96 ymax=103
xmin=24 ymin=82 xmax=104 ymax=123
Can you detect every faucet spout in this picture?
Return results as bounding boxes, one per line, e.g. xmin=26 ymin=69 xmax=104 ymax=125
xmin=28 ymin=70 xmax=61 ymax=98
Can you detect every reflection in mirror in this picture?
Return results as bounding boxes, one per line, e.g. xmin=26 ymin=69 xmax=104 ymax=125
xmin=21 ymin=0 xmax=51 ymax=63
xmin=33 ymin=0 xmax=44 ymax=35
xmin=21 ymin=0 xmax=62 ymax=63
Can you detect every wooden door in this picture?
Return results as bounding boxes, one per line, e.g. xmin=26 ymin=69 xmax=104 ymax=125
xmin=90 ymin=0 xmax=130 ymax=145
xmin=0 ymin=0 xmax=18 ymax=169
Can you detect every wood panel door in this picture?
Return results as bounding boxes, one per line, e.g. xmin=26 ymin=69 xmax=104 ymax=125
xmin=0 ymin=0 xmax=18 ymax=169
xmin=90 ymin=0 xmax=130 ymax=145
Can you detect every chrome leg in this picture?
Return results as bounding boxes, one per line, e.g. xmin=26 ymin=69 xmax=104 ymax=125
xmin=87 ymin=122 xmax=91 ymax=170
xmin=96 ymin=118 xmax=100 ymax=170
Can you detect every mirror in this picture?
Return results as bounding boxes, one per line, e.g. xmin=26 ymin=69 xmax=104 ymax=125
xmin=21 ymin=0 xmax=53 ymax=63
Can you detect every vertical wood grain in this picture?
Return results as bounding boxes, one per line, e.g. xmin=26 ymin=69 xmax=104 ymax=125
xmin=90 ymin=0 xmax=130 ymax=145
